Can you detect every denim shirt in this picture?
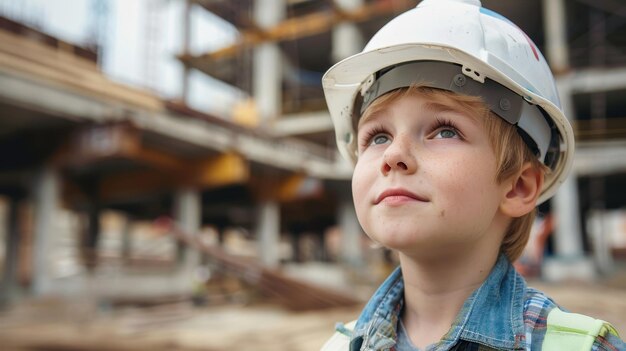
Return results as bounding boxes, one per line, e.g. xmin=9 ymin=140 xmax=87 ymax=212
xmin=347 ymin=254 xmax=625 ymax=351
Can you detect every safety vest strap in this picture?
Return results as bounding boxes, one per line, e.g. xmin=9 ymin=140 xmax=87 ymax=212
xmin=320 ymin=320 xmax=356 ymax=351
xmin=542 ymin=308 xmax=620 ymax=351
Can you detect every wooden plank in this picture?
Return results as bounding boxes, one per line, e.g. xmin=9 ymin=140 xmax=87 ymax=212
xmin=0 ymin=30 xmax=163 ymax=112
xmin=267 ymin=10 xmax=335 ymax=42
xmin=98 ymin=170 xmax=174 ymax=203
xmin=0 ymin=30 xmax=99 ymax=74
xmin=97 ymin=153 xmax=249 ymax=203
xmin=573 ymin=116 xmax=626 ymax=140
xmin=190 ymin=0 xmax=259 ymax=30
xmin=126 ymin=147 xmax=189 ymax=173
xmin=0 ymin=51 xmax=162 ymax=112
xmin=0 ymin=16 xmax=98 ymax=64
xmin=164 ymin=100 xmax=255 ymax=133
xmin=249 ymin=173 xmax=324 ymax=202
xmin=191 ymin=152 xmax=250 ymax=188
xmin=182 ymin=0 xmax=415 ymax=64
xmin=161 ymin=218 xmax=362 ymax=311
xmin=53 ymin=124 xmax=187 ymax=172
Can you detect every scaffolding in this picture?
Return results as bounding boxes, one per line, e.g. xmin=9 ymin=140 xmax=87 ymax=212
xmin=180 ymin=0 xmax=626 ymax=280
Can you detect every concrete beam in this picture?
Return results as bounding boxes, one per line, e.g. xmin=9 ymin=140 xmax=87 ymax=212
xmin=574 ymin=140 xmax=626 ymax=176
xmin=271 ymin=111 xmax=333 ymax=136
xmin=557 ymin=66 xmax=626 ymax=93
xmin=0 ymin=71 xmax=121 ymax=123
xmin=0 ymin=70 xmax=352 ymax=180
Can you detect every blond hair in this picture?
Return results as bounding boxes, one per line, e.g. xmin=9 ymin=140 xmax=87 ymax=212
xmin=359 ymin=86 xmax=546 ymax=262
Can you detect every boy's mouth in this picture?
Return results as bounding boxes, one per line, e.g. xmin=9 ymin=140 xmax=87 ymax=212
xmin=374 ymin=188 xmax=428 ymax=204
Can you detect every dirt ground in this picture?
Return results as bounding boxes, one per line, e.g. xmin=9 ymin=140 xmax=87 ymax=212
xmin=0 ymin=280 xmax=624 ymax=351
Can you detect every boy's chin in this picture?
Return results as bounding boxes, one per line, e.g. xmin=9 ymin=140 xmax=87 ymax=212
xmin=372 ymin=234 xmax=441 ymax=254
xmin=374 ymin=235 xmax=472 ymax=260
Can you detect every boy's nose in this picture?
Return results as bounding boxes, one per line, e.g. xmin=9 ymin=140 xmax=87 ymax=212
xmin=381 ymin=136 xmax=417 ymax=174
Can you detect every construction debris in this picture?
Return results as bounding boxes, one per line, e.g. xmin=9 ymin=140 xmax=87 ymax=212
xmin=157 ymin=217 xmax=361 ymax=311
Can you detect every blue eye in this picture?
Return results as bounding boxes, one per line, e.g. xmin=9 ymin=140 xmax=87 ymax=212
xmin=430 ymin=118 xmax=462 ymax=140
xmin=437 ymin=129 xmax=458 ymax=139
xmin=372 ymin=134 xmax=390 ymax=145
xmin=359 ymin=126 xmax=391 ymax=150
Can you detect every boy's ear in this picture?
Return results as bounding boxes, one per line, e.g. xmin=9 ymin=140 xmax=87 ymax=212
xmin=500 ymin=162 xmax=544 ymax=218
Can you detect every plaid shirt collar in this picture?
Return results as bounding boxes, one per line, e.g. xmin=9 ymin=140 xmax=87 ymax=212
xmin=350 ymin=254 xmax=527 ymax=351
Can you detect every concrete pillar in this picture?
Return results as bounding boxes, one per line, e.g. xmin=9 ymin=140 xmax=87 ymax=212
xmin=253 ymin=0 xmax=285 ymax=121
xmin=84 ymin=200 xmax=101 ymax=271
xmin=121 ymin=215 xmax=132 ymax=262
xmin=332 ymin=0 xmax=364 ymax=63
xmin=332 ymin=24 xmax=363 ymax=63
xmin=289 ymin=230 xmax=302 ymax=262
xmin=587 ymin=210 xmax=614 ymax=275
xmin=0 ymin=197 xmax=20 ymax=306
xmin=544 ymin=174 xmax=595 ymax=280
xmin=552 ymin=175 xmax=584 ymax=257
xmin=331 ymin=0 xmax=364 ymax=63
xmin=175 ymin=188 xmax=201 ymax=268
xmin=253 ymin=45 xmax=282 ymax=119
xmin=32 ymin=168 xmax=60 ymax=295
xmin=181 ymin=0 xmax=192 ymax=103
xmin=544 ymin=76 xmax=595 ymax=281
xmin=256 ymin=200 xmax=280 ymax=267
xmin=339 ymin=198 xmax=362 ymax=266
xmin=254 ymin=0 xmax=285 ymax=28
xmin=543 ymin=0 xmax=569 ymax=72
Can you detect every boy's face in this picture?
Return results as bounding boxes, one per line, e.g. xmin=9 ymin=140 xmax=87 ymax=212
xmin=352 ymin=93 xmax=509 ymax=257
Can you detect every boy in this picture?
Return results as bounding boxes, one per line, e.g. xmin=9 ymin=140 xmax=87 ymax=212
xmin=321 ymin=0 xmax=625 ymax=350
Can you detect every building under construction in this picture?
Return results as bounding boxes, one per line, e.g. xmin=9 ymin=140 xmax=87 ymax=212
xmin=0 ymin=0 xmax=625 ymax=349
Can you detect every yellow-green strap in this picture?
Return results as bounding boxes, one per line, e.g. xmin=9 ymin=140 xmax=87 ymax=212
xmin=321 ymin=321 xmax=356 ymax=351
xmin=542 ymin=308 xmax=620 ymax=351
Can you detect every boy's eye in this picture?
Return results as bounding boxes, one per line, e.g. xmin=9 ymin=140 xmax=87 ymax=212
xmin=435 ymin=128 xmax=458 ymax=139
xmin=371 ymin=134 xmax=391 ymax=145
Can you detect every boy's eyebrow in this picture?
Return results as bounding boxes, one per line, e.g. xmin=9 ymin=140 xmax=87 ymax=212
xmin=358 ymin=99 xmax=480 ymax=129
xmin=422 ymin=101 xmax=480 ymax=122
xmin=358 ymin=106 xmax=388 ymax=128
xmin=358 ymin=111 xmax=380 ymax=127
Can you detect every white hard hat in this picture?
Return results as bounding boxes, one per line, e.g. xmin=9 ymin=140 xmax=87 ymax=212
xmin=322 ymin=0 xmax=574 ymax=204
